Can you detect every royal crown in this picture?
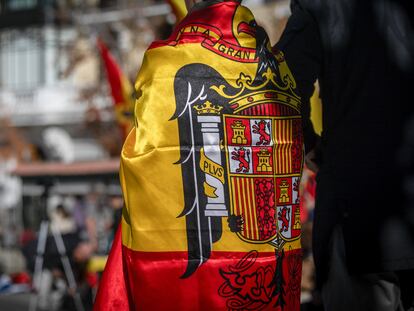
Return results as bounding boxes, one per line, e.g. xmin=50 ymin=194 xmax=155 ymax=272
xmin=210 ymin=52 xmax=301 ymax=114
xmin=257 ymin=148 xmax=271 ymax=157
xmin=279 ymin=180 xmax=290 ymax=188
xmin=193 ymin=101 xmax=223 ymax=115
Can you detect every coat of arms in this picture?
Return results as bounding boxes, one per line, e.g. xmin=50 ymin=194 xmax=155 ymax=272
xmin=170 ymin=21 xmax=303 ymax=278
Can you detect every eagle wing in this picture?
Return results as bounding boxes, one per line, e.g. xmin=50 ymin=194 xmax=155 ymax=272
xmin=170 ymin=63 xmax=234 ymax=278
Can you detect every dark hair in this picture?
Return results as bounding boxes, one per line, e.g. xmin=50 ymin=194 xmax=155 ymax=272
xmin=56 ymin=204 xmax=71 ymax=218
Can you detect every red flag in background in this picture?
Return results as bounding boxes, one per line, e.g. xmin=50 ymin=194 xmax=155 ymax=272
xmin=97 ymin=39 xmax=134 ymax=140
xmin=166 ymin=0 xmax=187 ymax=23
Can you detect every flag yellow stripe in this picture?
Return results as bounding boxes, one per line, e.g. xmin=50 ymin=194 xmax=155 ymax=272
xmin=243 ymin=178 xmax=254 ymax=240
xmin=286 ymin=120 xmax=291 ymax=173
xmin=286 ymin=120 xmax=292 ymax=173
xmin=274 ymin=119 xmax=280 ymax=173
xmin=249 ymin=178 xmax=259 ymax=240
xmin=281 ymin=120 xmax=287 ymax=173
xmin=238 ymin=178 xmax=249 ymax=239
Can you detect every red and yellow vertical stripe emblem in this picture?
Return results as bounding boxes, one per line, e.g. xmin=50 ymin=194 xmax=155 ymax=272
xmin=224 ymin=115 xmax=303 ymax=244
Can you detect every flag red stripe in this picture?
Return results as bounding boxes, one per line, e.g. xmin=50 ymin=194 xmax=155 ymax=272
xmin=97 ymin=39 xmax=125 ymax=105
xmin=93 ymin=225 xmax=131 ymax=311
xmin=122 ymin=247 xmax=285 ymax=310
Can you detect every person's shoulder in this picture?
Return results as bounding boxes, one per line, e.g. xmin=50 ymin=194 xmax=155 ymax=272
xmin=291 ymin=0 xmax=324 ymax=15
xmin=282 ymin=0 xmax=320 ymax=34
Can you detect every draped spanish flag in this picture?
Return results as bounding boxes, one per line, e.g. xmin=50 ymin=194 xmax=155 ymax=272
xmin=94 ymin=2 xmax=303 ymax=310
xmin=97 ymin=39 xmax=134 ymax=140
xmin=166 ymin=0 xmax=187 ymax=23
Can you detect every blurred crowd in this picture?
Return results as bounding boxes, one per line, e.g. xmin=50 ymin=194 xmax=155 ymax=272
xmin=299 ymin=168 xmax=323 ymax=311
xmin=0 ymin=190 xmax=123 ymax=310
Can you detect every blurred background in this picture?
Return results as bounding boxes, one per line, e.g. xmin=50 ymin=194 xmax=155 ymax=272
xmin=0 ymin=0 xmax=321 ymax=310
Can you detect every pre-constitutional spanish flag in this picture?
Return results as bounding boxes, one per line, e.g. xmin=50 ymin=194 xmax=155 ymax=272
xmin=97 ymin=39 xmax=134 ymax=139
xmin=94 ymin=1 xmax=303 ymax=310
xmin=166 ymin=0 xmax=187 ymax=23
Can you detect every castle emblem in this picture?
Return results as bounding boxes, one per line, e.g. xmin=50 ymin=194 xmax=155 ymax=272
xmin=231 ymin=121 xmax=248 ymax=144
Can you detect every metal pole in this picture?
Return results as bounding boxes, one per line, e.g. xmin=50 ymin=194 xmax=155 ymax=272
xmin=28 ymin=220 xmax=49 ymax=311
xmin=51 ymin=227 xmax=85 ymax=311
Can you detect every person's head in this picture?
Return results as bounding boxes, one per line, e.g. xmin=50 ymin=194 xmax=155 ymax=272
xmin=185 ymin=0 xmax=241 ymax=10
xmin=184 ymin=0 xmax=202 ymax=10
xmin=56 ymin=204 xmax=71 ymax=218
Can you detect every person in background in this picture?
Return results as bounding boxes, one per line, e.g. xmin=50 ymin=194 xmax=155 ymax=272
xmin=73 ymin=195 xmax=88 ymax=233
xmin=50 ymin=204 xmax=76 ymax=235
xmin=107 ymin=195 xmax=123 ymax=250
xmin=275 ymin=0 xmax=414 ymax=310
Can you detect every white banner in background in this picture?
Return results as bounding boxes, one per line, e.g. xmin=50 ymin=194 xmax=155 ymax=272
xmin=0 ymin=158 xmax=22 ymax=210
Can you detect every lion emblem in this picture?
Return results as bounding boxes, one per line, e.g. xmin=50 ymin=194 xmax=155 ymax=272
xmin=231 ymin=147 xmax=250 ymax=173
xmin=252 ymin=120 xmax=271 ymax=146
xmin=278 ymin=207 xmax=290 ymax=232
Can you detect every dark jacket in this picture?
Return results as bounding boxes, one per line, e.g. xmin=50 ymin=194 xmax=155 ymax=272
xmin=276 ymin=0 xmax=414 ymax=285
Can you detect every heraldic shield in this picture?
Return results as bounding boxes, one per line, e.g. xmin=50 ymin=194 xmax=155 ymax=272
xmin=224 ymin=114 xmax=302 ymax=243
